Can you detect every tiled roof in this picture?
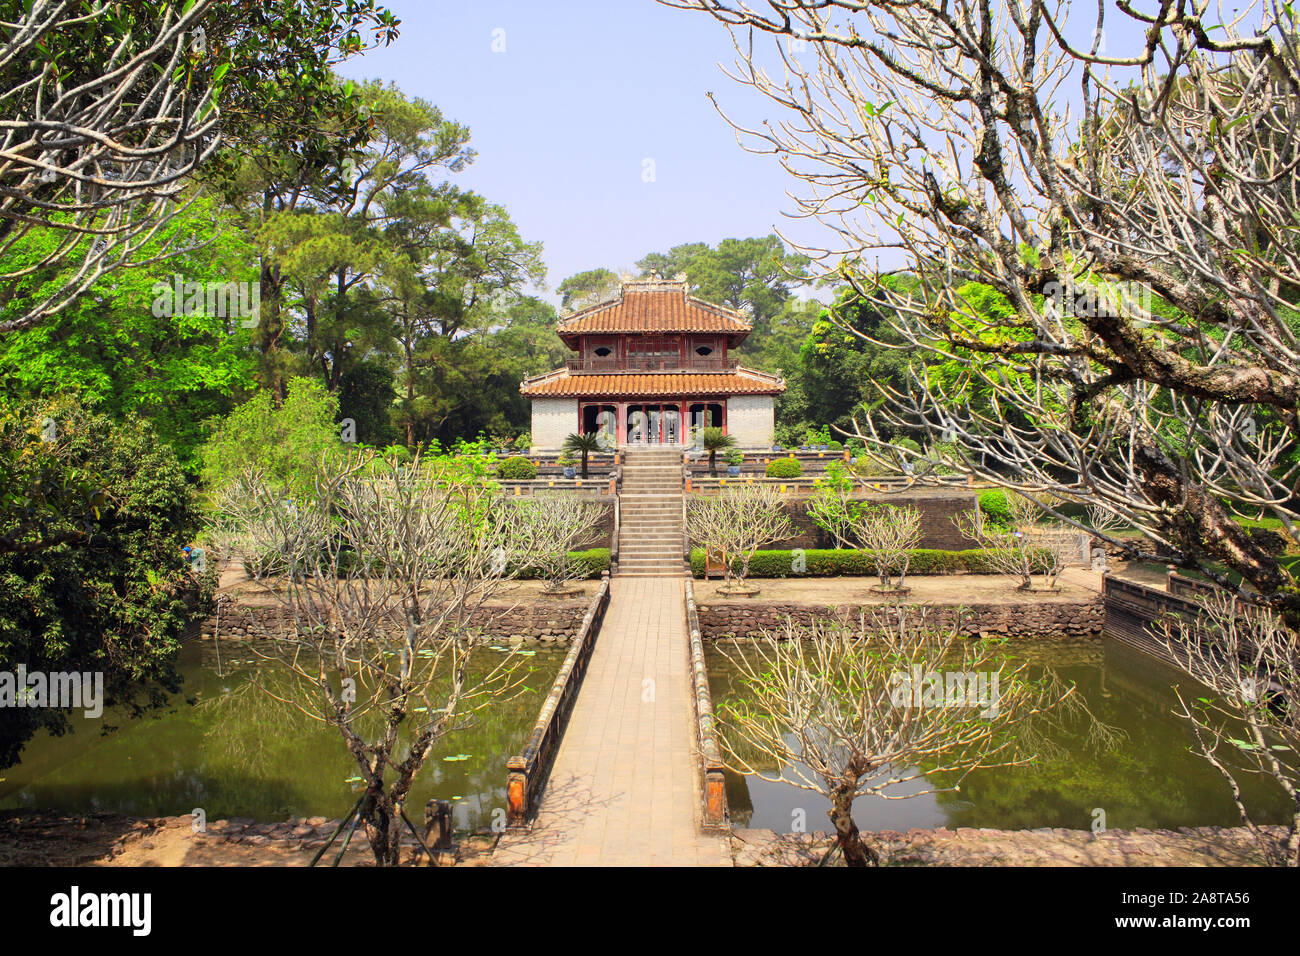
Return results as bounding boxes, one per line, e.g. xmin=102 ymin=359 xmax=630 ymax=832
xmin=556 ymin=277 xmax=751 ymax=343
xmin=519 ymin=366 xmax=785 ymax=398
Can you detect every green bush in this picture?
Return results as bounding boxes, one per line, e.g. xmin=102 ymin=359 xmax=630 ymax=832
xmin=198 ymin=376 xmax=346 ymax=499
xmin=496 ymin=456 xmax=538 ymax=480
xmin=724 ymin=449 xmax=744 ymax=466
xmin=689 ymin=547 xmax=1033 ymax=578
xmin=766 ymin=456 xmax=803 ymax=478
xmin=978 ymin=489 xmax=1012 ymax=526
xmin=826 ymin=439 xmax=843 ymax=451
xmin=0 ymin=399 xmax=212 ymax=768
xmin=516 ymin=548 xmax=610 ymax=579
xmin=890 ymin=436 xmax=922 ymax=455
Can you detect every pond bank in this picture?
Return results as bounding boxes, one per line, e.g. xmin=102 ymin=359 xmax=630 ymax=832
xmin=730 ymin=824 xmax=1286 ymax=867
xmin=0 ymin=810 xmax=496 ymax=867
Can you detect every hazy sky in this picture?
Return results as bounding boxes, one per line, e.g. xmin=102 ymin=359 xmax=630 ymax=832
xmin=335 ymin=0 xmax=837 ymax=301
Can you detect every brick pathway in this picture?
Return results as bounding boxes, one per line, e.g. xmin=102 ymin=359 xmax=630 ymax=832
xmin=493 ymin=577 xmax=731 ymax=866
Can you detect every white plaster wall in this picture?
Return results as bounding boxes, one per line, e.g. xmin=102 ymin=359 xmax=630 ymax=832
xmin=728 ymin=395 xmax=775 ymax=448
xmin=530 ymin=398 xmax=578 ymax=451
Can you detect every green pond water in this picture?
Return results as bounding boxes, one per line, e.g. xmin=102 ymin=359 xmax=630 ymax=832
xmin=0 ymin=640 xmax=563 ymax=833
xmin=708 ymin=636 xmax=1295 ymax=833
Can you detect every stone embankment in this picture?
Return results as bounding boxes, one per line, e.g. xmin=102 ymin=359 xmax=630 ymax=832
xmin=730 ymin=824 xmax=1287 ymax=867
xmin=696 ymin=599 xmax=1104 ymax=640
xmin=200 ymin=599 xmax=591 ymax=646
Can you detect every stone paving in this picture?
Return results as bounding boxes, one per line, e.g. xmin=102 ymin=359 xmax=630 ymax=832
xmin=493 ymin=576 xmax=731 ymax=866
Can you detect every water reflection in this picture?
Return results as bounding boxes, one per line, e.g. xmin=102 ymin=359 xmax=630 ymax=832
xmin=710 ymin=637 xmax=1293 ymax=833
xmin=0 ymin=640 xmax=562 ymax=833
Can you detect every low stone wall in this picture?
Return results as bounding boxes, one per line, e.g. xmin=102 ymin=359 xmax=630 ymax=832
xmin=695 ymin=598 xmax=1104 ymax=640
xmin=201 ymin=597 xmax=592 ymax=646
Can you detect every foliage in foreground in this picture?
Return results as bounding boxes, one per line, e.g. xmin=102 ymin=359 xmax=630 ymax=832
xmin=0 ymin=398 xmax=212 ymax=769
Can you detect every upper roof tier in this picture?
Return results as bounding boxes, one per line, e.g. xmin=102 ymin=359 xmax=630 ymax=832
xmin=556 ymin=275 xmax=752 ymax=347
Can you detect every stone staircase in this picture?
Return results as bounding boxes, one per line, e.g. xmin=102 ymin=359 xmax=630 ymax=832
xmin=616 ymin=446 xmax=684 ymax=577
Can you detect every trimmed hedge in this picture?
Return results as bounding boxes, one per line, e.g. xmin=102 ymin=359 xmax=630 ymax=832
xmin=496 ymin=455 xmax=538 ymax=479
xmin=765 ymin=457 xmax=803 ymax=478
xmin=516 ymin=548 xmax=610 ymax=580
xmin=689 ymin=546 xmax=1048 ymax=578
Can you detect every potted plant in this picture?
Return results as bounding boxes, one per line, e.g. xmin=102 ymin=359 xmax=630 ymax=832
xmin=700 ymin=426 xmax=737 ymax=478
xmin=725 ymin=448 xmax=743 ymax=477
xmin=562 ymin=431 xmax=602 ymax=479
xmin=557 ymin=453 xmax=577 ymax=479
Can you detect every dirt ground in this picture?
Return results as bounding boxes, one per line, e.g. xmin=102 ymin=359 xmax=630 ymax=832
xmin=218 ymin=573 xmax=598 ymax=607
xmin=0 ymin=810 xmax=497 ymax=867
xmin=692 ymin=572 xmax=1100 ymax=605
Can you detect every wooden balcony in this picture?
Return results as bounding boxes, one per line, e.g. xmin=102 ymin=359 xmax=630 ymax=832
xmin=566 ymin=356 xmax=733 ymax=373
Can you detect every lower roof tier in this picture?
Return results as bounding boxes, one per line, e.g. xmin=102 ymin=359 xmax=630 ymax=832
xmin=519 ymin=366 xmax=785 ymax=399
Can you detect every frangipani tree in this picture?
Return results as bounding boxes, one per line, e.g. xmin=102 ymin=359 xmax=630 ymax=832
xmin=511 ymin=492 xmax=605 ymax=594
xmin=954 ymin=491 xmax=1070 ymax=591
xmin=685 ymin=483 xmax=793 ymax=591
xmin=1158 ymin=593 xmax=1300 ymax=867
xmin=664 ymin=0 xmax=1300 ymax=630
xmin=851 ymin=503 xmax=922 ymax=592
xmin=212 ymin=450 xmax=531 ymax=866
xmin=714 ymin=608 xmax=1055 ymax=866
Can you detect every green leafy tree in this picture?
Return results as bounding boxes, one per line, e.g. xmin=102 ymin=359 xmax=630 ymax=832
xmin=0 ymin=398 xmax=211 ymax=768
xmin=198 ymin=376 xmax=347 ymax=498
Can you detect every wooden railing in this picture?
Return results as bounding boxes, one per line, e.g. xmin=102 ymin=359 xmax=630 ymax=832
xmin=565 ymin=357 xmax=734 ymax=373
xmin=505 ymin=574 xmax=611 ymax=826
xmin=684 ymin=577 xmax=728 ymax=828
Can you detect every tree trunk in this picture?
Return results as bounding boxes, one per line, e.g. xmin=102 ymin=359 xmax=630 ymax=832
xmin=829 ymin=786 xmax=878 ymax=867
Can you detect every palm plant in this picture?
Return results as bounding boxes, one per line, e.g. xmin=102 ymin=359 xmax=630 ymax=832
xmin=700 ymin=426 xmax=736 ymax=477
xmin=562 ymin=432 xmax=602 ymax=479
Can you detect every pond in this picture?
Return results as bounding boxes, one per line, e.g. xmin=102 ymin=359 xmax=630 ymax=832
xmin=0 ymin=639 xmax=562 ymax=834
xmin=708 ymin=636 xmax=1294 ymax=833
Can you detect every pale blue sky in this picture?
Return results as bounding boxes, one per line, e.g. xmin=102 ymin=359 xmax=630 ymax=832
xmin=335 ymin=0 xmax=835 ymax=301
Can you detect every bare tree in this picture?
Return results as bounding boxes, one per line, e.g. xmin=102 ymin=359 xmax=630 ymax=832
xmin=511 ymin=493 xmax=605 ymax=594
xmin=850 ymin=502 xmax=922 ymax=591
xmin=954 ymin=492 xmax=1069 ymax=590
xmin=663 ymin=0 xmax=1300 ymax=627
xmin=1157 ymin=592 xmax=1300 ymax=866
xmin=211 ymin=452 xmax=531 ymax=866
xmin=714 ymin=608 xmax=1054 ymax=866
xmin=685 ymin=484 xmax=794 ymax=591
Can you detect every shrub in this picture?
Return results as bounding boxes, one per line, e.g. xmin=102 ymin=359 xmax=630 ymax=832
xmin=516 ymin=548 xmax=610 ymax=579
xmin=724 ymin=448 xmax=744 ymax=466
xmin=198 ymin=376 xmax=346 ymax=500
xmin=826 ymin=439 xmax=844 ymax=451
xmin=0 ymin=399 xmax=212 ymax=768
xmin=978 ymin=489 xmax=1013 ymax=526
xmin=890 ymin=436 xmax=922 ymax=454
xmin=496 ymin=456 xmax=538 ymax=480
xmin=513 ymin=432 xmax=532 ymax=451
xmin=766 ymin=456 xmax=803 ymax=478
